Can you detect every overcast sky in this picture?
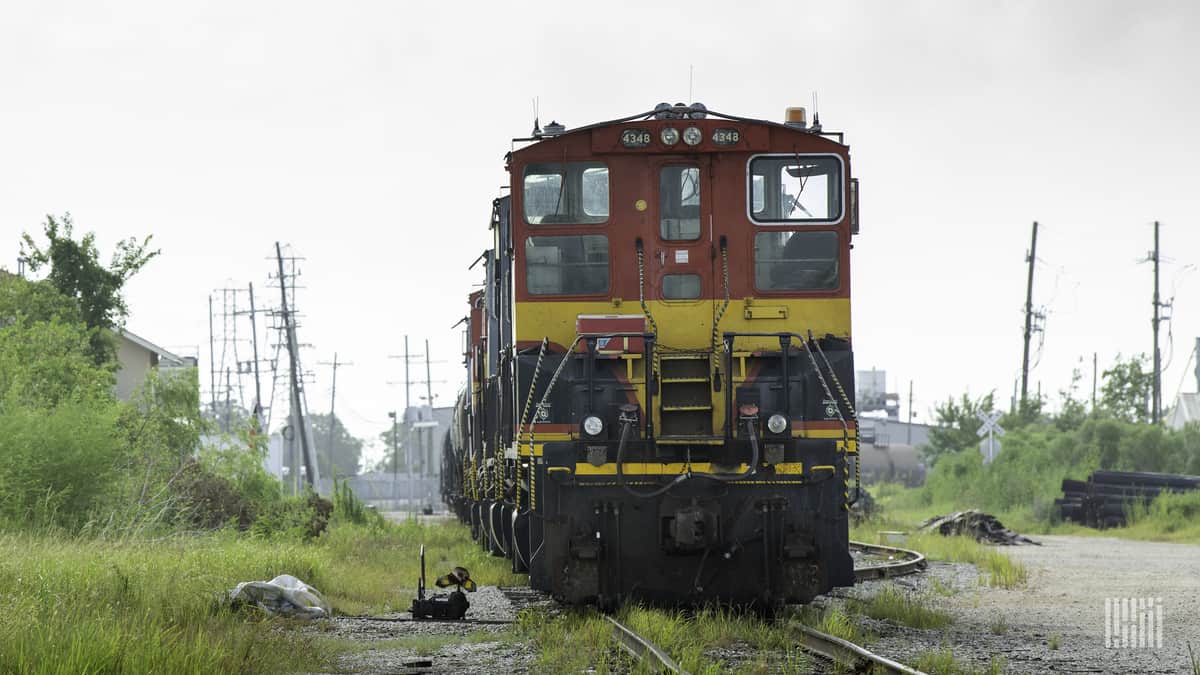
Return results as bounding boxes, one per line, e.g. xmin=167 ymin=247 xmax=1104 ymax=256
xmin=3 ymin=1 xmax=1199 ymax=463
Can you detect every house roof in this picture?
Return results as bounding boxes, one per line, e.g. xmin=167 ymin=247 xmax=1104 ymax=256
xmin=118 ymin=329 xmax=186 ymax=366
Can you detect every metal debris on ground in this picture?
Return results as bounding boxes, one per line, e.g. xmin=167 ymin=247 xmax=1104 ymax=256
xmin=227 ymin=574 xmax=331 ymax=619
xmin=919 ymin=509 xmax=1039 ymax=545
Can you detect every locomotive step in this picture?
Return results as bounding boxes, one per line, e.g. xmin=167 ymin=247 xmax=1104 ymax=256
xmin=661 ymin=404 xmax=713 ymax=411
xmin=659 ymin=377 xmax=709 ymax=383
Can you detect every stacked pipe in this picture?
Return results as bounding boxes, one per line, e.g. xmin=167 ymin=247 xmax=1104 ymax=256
xmin=1056 ymin=470 xmax=1200 ymax=528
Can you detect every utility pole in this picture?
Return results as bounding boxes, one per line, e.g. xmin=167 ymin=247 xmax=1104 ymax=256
xmin=387 ymin=339 xmax=446 ymax=508
xmin=1020 ymin=221 xmax=1038 ymax=410
xmin=388 ymin=410 xmax=399 ymax=502
xmin=318 ymin=353 xmax=353 ymax=477
xmin=208 ymin=294 xmax=217 ymax=418
xmin=275 ymin=242 xmax=319 ymax=490
xmin=1194 ymin=338 xmax=1200 ymax=393
xmin=406 ymin=336 xmax=414 ymax=512
xmin=1092 ymin=352 xmax=1098 ymax=411
xmin=1151 ymin=221 xmax=1163 ymax=424
xmin=425 ymin=338 xmax=435 ymax=481
xmin=907 ymin=380 xmax=913 ymax=445
xmin=405 ymin=335 xmax=412 ymax=411
xmin=247 ymin=283 xmax=264 ymax=431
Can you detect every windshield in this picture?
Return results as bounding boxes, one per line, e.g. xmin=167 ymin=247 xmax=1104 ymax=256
xmin=749 ymin=155 xmax=841 ymax=222
xmin=523 ymin=162 xmax=609 ymax=224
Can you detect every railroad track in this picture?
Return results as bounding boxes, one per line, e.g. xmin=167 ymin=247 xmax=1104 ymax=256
xmin=606 ymin=539 xmax=929 ymax=674
xmin=849 ymin=539 xmax=927 ymax=581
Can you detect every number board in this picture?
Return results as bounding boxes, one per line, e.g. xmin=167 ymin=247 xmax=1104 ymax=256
xmin=712 ymin=128 xmax=741 ymax=145
xmin=620 ymin=128 xmax=652 ymax=148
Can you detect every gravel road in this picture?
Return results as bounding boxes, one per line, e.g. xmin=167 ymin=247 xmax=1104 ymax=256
xmin=846 ymin=534 xmax=1200 ymax=674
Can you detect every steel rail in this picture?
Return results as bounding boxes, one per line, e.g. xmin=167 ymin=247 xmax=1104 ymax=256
xmin=606 ymin=615 xmax=688 ymax=674
xmin=796 ymin=624 xmax=926 ymax=674
xmin=778 ymin=539 xmax=929 ymax=674
xmin=849 ymin=540 xmax=928 ymax=581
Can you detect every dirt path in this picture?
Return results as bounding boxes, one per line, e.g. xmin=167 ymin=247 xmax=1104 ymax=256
xmin=847 ymin=534 xmax=1200 ymax=673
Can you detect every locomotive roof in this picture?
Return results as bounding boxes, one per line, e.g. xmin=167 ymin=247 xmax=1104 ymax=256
xmin=509 ymin=103 xmax=847 ymax=156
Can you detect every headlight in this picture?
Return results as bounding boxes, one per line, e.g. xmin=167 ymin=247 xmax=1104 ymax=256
xmin=682 ymin=126 xmax=702 ymax=146
xmin=660 ymin=127 xmax=680 ymax=145
xmin=767 ymin=414 xmax=788 ymax=434
xmin=582 ymin=415 xmax=604 ymax=436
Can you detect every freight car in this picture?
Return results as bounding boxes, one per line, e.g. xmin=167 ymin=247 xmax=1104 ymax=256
xmin=442 ymin=102 xmax=862 ymax=608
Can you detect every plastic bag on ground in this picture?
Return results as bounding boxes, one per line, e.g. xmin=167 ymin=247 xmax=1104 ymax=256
xmin=228 ymin=574 xmax=331 ymax=619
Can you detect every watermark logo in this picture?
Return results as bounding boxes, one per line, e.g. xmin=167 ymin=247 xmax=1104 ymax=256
xmin=1105 ymin=597 xmax=1163 ymax=648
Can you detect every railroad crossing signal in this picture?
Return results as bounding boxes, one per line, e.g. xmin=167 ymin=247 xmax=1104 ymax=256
xmin=976 ymin=410 xmax=1005 ymax=464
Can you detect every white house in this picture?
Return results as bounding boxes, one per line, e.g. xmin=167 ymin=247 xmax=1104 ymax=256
xmin=114 ymin=329 xmax=191 ymax=400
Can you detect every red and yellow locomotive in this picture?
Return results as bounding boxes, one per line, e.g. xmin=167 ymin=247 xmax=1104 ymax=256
xmin=443 ymin=103 xmax=860 ymax=607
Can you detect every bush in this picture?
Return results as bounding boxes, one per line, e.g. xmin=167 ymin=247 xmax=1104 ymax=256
xmin=0 ymin=319 xmax=115 ymax=409
xmin=1126 ymin=491 xmax=1200 ymax=534
xmin=0 ymin=402 xmax=123 ymax=529
xmin=918 ymin=412 xmax=1200 ymax=529
xmin=250 ymin=493 xmax=333 ymax=540
xmin=172 ymin=460 xmax=255 ymax=530
xmin=333 ymin=479 xmax=385 ymax=528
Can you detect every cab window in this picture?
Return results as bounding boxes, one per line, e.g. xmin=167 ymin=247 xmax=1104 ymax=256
xmin=749 ymin=155 xmax=841 ymax=222
xmin=523 ymin=162 xmax=609 ymax=224
xmin=754 ymin=231 xmax=838 ymax=291
xmin=525 ymin=235 xmax=610 ymax=295
xmin=662 ymin=273 xmax=701 ymax=299
xmin=660 ymin=165 xmax=701 ymax=240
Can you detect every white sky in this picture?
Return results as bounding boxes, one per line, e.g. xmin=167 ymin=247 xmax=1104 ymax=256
xmin=3 ymin=1 xmax=1199 ymax=462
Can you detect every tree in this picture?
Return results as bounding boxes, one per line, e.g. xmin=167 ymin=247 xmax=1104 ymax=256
xmin=0 ymin=318 xmax=115 ymax=411
xmin=0 ymin=273 xmax=83 ymax=328
xmin=374 ymin=423 xmax=408 ymax=473
xmin=923 ymin=391 xmax=996 ymax=465
xmin=1054 ymin=366 xmax=1088 ymax=432
xmin=309 ymin=413 xmax=364 ymax=478
xmin=20 ymin=213 xmax=159 ymax=363
xmin=1099 ymin=354 xmax=1152 ymax=423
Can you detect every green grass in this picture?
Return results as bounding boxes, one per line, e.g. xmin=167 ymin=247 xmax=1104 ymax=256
xmin=334 ymin=630 xmax=505 ymax=656
xmin=517 ymin=603 xmax=858 ymax=674
xmin=989 ymin=615 xmax=1008 ymax=635
xmin=915 ymin=648 xmax=1006 ymax=675
xmin=1048 ymin=632 xmax=1061 ymax=650
xmin=0 ymin=518 xmax=521 ymax=674
xmin=516 ymin=608 xmax=634 ymax=674
xmin=848 ymin=586 xmax=953 ymax=629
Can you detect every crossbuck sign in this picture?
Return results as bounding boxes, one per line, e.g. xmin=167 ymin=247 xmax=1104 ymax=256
xmin=976 ymin=410 xmax=1005 ymax=464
